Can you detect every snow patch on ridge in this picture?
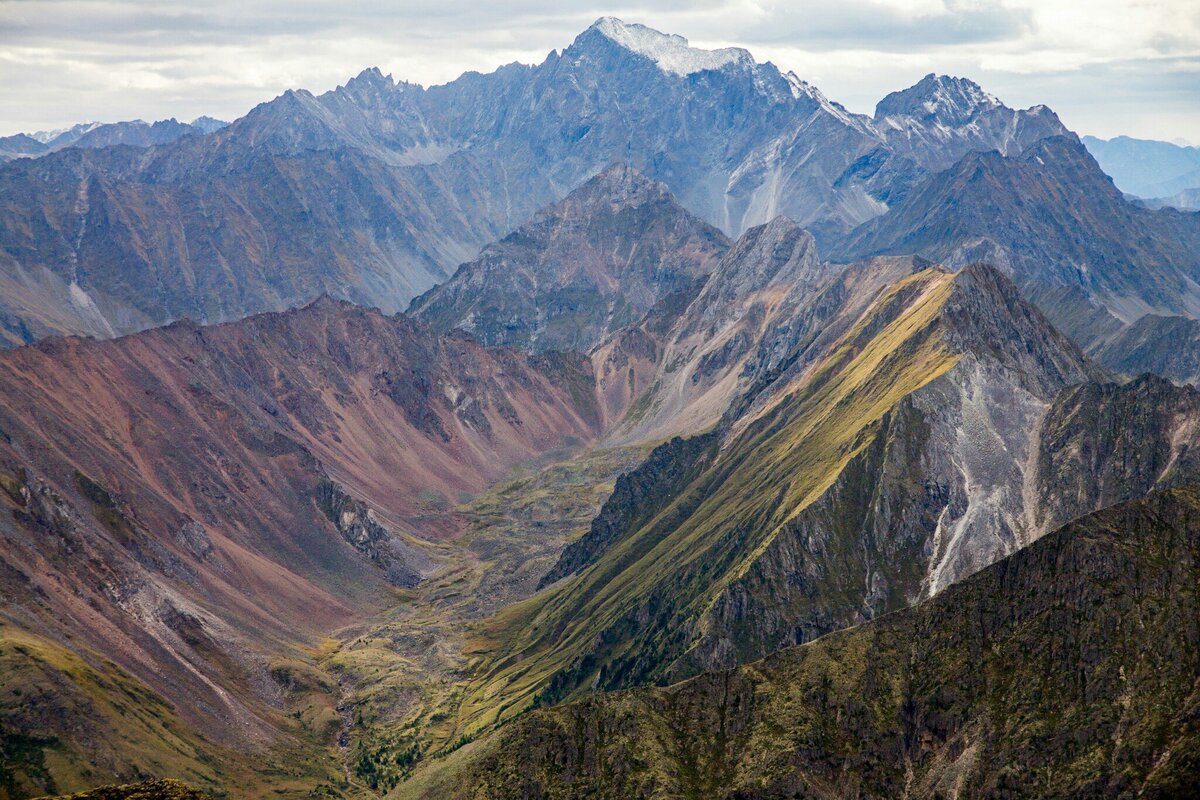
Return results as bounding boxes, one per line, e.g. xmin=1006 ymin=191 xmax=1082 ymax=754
xmin=591 ymin=17 xmax=751 ymax=76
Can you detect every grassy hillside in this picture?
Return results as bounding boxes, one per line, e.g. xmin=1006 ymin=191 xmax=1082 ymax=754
xmin=439 ymin=267 xmax=962 ymax=743
xmin=400 ymin=486 xmax=1200 ymax=799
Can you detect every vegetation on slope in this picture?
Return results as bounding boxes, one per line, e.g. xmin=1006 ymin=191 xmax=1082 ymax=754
xmin=440 ymin=267 xmax=962 ymax=742
xmin=318 ymin=446 xmax=650 ymax=793
xmin=401 ymin=486 xmax=1200 ymax=799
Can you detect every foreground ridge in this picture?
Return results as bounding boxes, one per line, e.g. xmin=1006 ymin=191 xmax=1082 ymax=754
xmin=403 ymin=486 xmax=1200 ymax=798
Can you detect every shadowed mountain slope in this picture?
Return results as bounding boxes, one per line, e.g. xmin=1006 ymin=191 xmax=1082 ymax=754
xmin=837 ymin=135 xmax=1200 ymax=344
xmin=1088 ymin=314 xmax=1200 ymax=386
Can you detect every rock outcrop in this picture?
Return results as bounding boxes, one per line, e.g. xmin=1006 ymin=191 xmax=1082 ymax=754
xmin=410 ymin=164 xmax=729 ymax=353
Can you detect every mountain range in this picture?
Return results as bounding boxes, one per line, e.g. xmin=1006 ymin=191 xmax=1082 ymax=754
xmin=1083 ymin=133 xmax=1200 ymax=201
xmin=1 ymin=15 xmax=1199 ymax=800
xmin=0 ymin=118 xmax=228 ymax=164
xmin=0 ymin=18 xmax=1070 ymax=349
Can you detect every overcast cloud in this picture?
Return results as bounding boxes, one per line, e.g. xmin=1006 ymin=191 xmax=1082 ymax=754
xmin=1 ymin=0 xmax=1197 ymax=142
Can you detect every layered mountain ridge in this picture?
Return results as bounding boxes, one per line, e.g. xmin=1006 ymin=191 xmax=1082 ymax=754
xmin=0 ymin=17 xmax=1070 ymax=348
xmin=2 ymin=18 xmax=1199 ymax=798
xmin=0 ymin=117 xmax=228 ymax=163
xmin=410 ymin=164 xmax=729 ymax=353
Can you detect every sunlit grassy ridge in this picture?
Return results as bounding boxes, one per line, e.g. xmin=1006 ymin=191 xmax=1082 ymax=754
xmin=446 ymin=267 xmax=961 ymax=741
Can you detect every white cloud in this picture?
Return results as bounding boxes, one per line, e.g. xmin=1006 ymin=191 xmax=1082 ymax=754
xmin=0 ymin=0 xmax=1196 ymax=141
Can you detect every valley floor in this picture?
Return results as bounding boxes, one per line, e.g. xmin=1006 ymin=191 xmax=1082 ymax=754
xmin=310 ymin=445 xmax=651 ymax=795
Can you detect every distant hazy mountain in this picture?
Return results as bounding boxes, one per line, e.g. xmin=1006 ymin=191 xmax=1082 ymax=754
xmin=0 ymin=17 xmax=1066 ymax=347
xmin=0 ymin=116 xmax=227 ymax=164
xmin=189 ymin=115 xmax=229 ymax=133
xmin=1082 ymin=134 xmax=1200 ymax=198
xmin=1143 ymin=185 xmax=1200 ymax=211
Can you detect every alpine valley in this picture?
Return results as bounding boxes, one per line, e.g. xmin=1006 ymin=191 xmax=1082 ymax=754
xmin=1 ymin=16 xmax=1198 ymax=800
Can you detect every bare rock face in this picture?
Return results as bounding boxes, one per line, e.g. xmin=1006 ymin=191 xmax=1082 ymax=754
xmin=410 ymin=164 xmax=729 ymax=353
xmin=1035 ymin=373 xmax=1200 ymax=531
xmin=0 ymin=19 xmax=1065 ymax=348
xmin=597 ymin=215 xmax=836 ymax=444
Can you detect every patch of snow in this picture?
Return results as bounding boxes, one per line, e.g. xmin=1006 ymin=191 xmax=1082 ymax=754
xmin=28 ymin=121 xmax=101 ymax=143
xmin=591 ymin=17 xmax=751 ymax=76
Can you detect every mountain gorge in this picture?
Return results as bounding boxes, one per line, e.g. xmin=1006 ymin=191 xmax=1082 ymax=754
xmin=1 ymin=14 xmax=1199 ymax=800
xmin=0 ymin=299 xmax=601 ymax=796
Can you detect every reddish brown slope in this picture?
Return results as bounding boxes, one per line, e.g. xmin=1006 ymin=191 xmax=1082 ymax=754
xmin=0 ymin=297 xmax=600 ymax=793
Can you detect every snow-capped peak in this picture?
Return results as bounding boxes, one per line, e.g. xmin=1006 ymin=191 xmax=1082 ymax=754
xmin=588 ymin=17 xmax=752 ymax=76
xmin=28 ymin=121 xmax=101 ymax=144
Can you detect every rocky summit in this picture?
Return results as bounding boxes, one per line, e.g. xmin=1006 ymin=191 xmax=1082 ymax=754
xmin=2 ymin=13 xmax=1199 ymax=800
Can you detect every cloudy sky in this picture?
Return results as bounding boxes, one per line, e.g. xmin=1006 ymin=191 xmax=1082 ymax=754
xmin=2 ymin=0 xmax=1197 ymax=142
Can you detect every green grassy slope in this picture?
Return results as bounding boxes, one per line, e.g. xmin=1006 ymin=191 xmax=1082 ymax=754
xmin=442 ymin=267 xmax=963 ymax=742
xmin=401 ymin=486 xmax=1200 ymax=799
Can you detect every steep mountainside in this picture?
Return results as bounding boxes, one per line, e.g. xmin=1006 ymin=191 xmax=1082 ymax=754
xmin=1035 ymin=374 xmax=1200 ymax=530
xmin=839 ymin=135 xmax=1200 ymax=339
xmin=0 ymin=134 xmax=48 ymax=162
xmin=593 ymin=217 xmax=938 ymax=445
xmin=428 ymin=265 xmax=1118 ymax=739
xmin=419 ymin=262 xmax=1200 ymax=758
xmin=0 ymin=18 xmax=1063 ymax=347
xmin=1088 ymin=314 xmax=1200 ymax=386
xmin=410 ymin=164 xmax=729 ymax=353
xmin=406 ymin=486 xmax=1200 ymax=800
xmin=0 ymin=299 xmax=601 ymax=796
